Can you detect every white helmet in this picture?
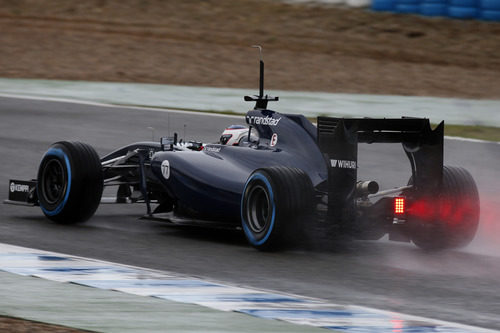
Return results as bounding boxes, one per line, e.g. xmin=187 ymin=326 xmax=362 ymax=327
xmin=219 ymin=125 xmax=249 ymax=146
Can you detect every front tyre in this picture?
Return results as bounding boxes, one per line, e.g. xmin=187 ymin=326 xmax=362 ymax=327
xmin=409 ymin=166 xmax=480 ymax=250
xmin=241 ymin=167 xmax=314 ymax=251
xmin=37 ymin=141 xmax=103 ymax=224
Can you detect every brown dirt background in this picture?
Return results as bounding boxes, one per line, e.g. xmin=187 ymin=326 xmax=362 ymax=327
xmin=0 ymin=316 xmax=93 ymax=333
xmin=1 ymin=0 xmax=500 ymax=99
xmin=0 ymin=0 xmax=499 ymax=331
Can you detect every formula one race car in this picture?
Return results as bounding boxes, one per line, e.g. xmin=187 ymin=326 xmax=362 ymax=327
xmin=5 ymin=53 xmax=480 ymax=251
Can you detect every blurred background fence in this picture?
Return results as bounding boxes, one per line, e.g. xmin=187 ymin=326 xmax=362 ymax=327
xmin=372 ymin=0 xmax=500 ymax=20
xmin=290 ymin=0 xmax=499 ymax=20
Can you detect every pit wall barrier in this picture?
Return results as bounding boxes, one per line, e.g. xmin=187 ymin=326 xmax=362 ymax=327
xmin=372 ymin=0 xmax=500 ymax=20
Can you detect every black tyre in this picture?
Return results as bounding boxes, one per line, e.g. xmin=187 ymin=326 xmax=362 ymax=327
xmin=241 ymin=166 xmax=314 ymax=251
xmin=37 ymin=141 xmax=103 ymax=224
xmin=409 ymin=166 xmax=480 ymax=250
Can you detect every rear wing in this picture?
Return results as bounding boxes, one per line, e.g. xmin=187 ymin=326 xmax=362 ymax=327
xmin=317 ymin=117 xmax=443 ymax=221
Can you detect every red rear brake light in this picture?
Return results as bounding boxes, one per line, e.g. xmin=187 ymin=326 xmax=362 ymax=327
xmin=394 ymin=197 xmax=405 ymax=215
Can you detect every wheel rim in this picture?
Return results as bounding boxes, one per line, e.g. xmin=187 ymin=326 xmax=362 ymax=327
xmin=41 ymin=159 xmax=67 ymax=205
xmin=246 ymin=184 xmax=271 ymax=233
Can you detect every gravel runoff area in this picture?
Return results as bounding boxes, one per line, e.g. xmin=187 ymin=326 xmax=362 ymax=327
xmin=0 ymin=0 xmax=498 ymax=331
xmin=0 ymin=316 xmax=93 ymax=333
xmin=0 ymin=0 xmax=499 ymax=99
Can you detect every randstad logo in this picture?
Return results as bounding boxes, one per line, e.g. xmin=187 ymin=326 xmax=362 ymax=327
xmin=246 ymin=115 xmax=281 ymax=126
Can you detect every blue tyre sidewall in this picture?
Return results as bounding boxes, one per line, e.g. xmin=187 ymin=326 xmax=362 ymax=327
xmin=241 ymin=172 xmax=276 ymax=246
xmin=38 ymin=147 xmax=72 ymax=216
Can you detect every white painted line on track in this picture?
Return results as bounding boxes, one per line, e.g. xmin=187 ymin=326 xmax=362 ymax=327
xmin=0 ymin=93 xmax=243 ymax=119
xmin=444 ymin=136 xmax=500 ymax=145
xmin=0 ymin=243 xmax=496 ymax=333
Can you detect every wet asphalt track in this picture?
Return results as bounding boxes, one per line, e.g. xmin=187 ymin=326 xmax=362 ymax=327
xmin=1 ymin=96 xmax=500 ymax=330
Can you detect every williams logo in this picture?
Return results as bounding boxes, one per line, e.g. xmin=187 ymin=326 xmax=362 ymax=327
xmin=246 ymin=115 xmax=281 ymax=126
xmin=330 ymin=159 xmax=357 ymax=169
xmin=10 ymin=182 xmax=30 ymax=193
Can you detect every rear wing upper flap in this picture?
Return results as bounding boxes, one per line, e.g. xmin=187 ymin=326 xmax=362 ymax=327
xmin=317 ymin=117 xmax=443 ymax=144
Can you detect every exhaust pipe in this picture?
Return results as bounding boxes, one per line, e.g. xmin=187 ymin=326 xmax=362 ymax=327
xmin=356 ymin=181 xmax=379 ymax=197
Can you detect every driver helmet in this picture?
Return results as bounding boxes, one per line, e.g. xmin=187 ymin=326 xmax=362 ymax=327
xmin=219 ymin=125 xmax=249 ymax=146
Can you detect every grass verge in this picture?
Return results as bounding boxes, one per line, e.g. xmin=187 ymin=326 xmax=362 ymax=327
xmin=443 ymin=124 xmax=500 ymax=142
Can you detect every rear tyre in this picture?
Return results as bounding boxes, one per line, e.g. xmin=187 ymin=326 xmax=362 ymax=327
xmin=241 ymin=167 xmax=314 ymax=251
xmin=409 ymin=166 xmax=480 ymax=250
xmin=37 ymin=141 xmax=103 ymax=224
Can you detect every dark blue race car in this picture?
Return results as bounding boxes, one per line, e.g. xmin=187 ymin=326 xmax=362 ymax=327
xmin=6 ymin=56 xmax=480 ymax=251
